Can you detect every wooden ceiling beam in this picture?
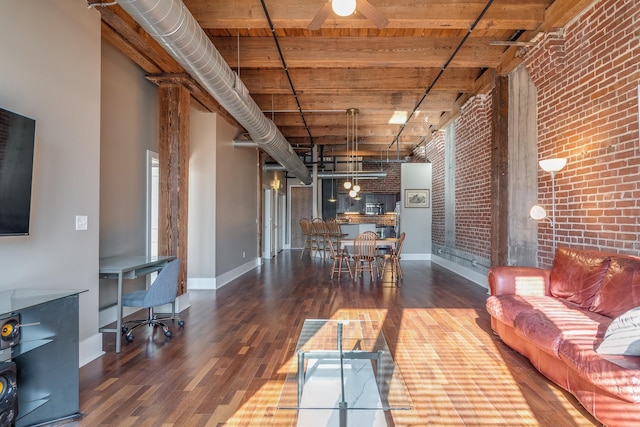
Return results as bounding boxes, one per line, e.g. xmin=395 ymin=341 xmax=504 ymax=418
xmin=239 ymin=68 xmax=479 ymax=94
xmin=212 ymin=36 xmax=505 ymax=68
xmin=184 ymin=0 xmax=547 ymax=31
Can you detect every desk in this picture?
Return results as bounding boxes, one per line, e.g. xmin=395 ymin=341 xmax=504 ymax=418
xmin=99 ymin=255 xmax=175 ymax=353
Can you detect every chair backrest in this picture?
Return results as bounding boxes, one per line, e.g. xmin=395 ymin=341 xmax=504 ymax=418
xmin=311 ymin=218 xmax=327 ymax=235
xmin=299 ymin=218 xmax=312 ymax=236
xmin=395 ymin=232 xmax=406 ymax=257
xmin=144 ymin=259 xmax=180 ymax=307
xmin=354 ymin=231 xmax=377 ymax=259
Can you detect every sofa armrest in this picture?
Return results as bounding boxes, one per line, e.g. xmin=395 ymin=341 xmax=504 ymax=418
xmin=488 ymin=266 xmax=551 ymax=296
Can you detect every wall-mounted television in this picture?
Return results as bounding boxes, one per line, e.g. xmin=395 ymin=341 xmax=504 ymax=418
xmin=0 ymin=107 xmax=36 ymax=236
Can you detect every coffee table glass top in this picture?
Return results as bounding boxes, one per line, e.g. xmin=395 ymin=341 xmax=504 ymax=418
xmin=277 ymin=319 xmax=412 ymax=411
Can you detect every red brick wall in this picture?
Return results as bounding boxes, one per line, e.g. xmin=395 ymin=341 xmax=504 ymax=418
xmin=423 ymin=95 xmax=493 ymax=259
xmin=454 ymin=95 xmax=493 ymax=257
xmin=525 ymin=0 xmax=640 ymax=266
xmin=423 ymin=132 xmax=445 ymax=246
xmin=336 ymin=161 xmax=401 ymax=194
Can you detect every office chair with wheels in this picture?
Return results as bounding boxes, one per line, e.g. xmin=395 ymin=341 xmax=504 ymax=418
xmin=121 ymin=259 xmax=184 ymax=343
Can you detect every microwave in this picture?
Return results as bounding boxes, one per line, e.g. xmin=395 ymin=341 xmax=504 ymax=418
xmin=365 ymin=203 xmax=384 ymax=215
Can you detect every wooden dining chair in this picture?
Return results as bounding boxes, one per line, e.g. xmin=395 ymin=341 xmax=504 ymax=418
xmin=379 ymin=232 xmax=405 ymax=283
xmin=299 ymin=218 xmax=314 ymax=259
xmin=352 ymin=231 xmax=378 ymax=282
xmin=311 ymin=218 xmax=329 ymax=259
xmin=327 ymin=238 xmax=352 ymax=279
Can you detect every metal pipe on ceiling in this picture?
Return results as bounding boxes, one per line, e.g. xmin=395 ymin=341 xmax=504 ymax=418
xmin=116 ymin=0 xmax=312 ymax=185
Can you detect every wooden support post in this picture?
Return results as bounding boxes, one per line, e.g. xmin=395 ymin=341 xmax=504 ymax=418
xmin=158 ymin=82 xmax=190 ymax=294
xmin=491 ymin=75 xmax=509 ymax=267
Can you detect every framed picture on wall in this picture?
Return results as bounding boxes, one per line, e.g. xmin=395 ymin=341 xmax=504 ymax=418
xmin=405 ymin=189 xmax=430 ymax=208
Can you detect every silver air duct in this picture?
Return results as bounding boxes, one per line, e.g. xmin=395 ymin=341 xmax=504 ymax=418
xmin=117 ymin=0 xmax=312 ymax=184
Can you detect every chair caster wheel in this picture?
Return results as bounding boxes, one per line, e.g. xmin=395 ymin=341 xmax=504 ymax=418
xmin=178 ymin=320 xmax=185 ymax=327
xmin=125 ymin=334 xmax=134 ymax=342
xmin=164 ymin=330 xmax=172 ymax=337
xmin=121 ymin=326 xmax=129 ymax=333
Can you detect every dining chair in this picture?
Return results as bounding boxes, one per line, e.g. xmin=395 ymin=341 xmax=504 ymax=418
xmin=311 ymin=218 xmax=329 ymax=260
xmin=299 ymin=218 xmax=314 ymax=259
xmin=327 ymin=238 xmax=352 ymax=279
xmin=352 ymin=231 xmax=378 ymax=282
xmin=379 ymin=232 xmax=406 ymax=282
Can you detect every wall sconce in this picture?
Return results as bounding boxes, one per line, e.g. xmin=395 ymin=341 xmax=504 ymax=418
xmin=531 ymin=158 xmax=567 ymax=254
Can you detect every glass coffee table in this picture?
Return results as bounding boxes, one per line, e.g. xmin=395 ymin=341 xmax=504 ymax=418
xmin=278 ymin=319 xmax=412 ymax=426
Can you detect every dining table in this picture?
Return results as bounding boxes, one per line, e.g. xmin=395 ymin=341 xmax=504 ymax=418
xmin=339 ymin=237 xmax=398 ymax=251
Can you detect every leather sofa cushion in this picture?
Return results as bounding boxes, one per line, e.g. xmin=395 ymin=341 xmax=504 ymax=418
xmin=590 ymin=256 xmax=640 ymax=318
xmin=560 ymin=332 xmax=640 ymax=403
xmin=549 ymin=247 xmax=610 ymax=308
xmin=486 ymin=295 xmax=536 ymax=327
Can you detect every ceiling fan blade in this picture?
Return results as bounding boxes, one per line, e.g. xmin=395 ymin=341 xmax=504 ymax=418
xmin=357 ymin=0 xmax=389 ymax=29
xmin=308 ymin=2 xmax=333 ymax=30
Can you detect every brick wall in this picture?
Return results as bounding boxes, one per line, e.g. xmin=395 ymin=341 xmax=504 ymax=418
xmin=423 ymin=132 xmax=445 ymax=246
xmin=454 ymin=95 xmax=493 ymax=258
xmin=336 ymin=161 xmax=401 ymax=194
xmin=524 ymin=0 xmax=640 ymax=266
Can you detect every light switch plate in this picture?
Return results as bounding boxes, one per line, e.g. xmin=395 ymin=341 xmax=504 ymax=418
xmin=75 ymin=215 xmax=88 ymax=231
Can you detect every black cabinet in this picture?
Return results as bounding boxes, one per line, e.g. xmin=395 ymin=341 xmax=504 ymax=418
xmin=0 ymin=290 xmax=83 ymax=426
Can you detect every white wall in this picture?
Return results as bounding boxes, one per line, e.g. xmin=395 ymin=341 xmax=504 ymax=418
xmin=0 ymin=1 xmax=103 ymax=365
xmin=400 ymin=163 xmax=432 ymax=259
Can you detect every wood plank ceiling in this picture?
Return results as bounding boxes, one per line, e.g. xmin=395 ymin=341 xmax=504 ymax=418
xmin=93 ymin=0 xmax=594 ymax=161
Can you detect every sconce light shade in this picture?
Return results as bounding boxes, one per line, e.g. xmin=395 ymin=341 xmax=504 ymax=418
xmin=539 ymin=158 xmax=567 ymax=173
xmin=529 ymin=204 xmax=547 ymax=220
xmin=332 ymin=0 xmax=356 ymax=16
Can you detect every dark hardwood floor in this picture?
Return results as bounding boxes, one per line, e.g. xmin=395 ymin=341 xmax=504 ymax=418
xmin=70 ymin=251 xmax=599 ymax=426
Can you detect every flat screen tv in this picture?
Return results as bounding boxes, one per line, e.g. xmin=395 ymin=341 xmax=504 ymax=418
xmin=0 ymin=107 xmax=36 ymax=236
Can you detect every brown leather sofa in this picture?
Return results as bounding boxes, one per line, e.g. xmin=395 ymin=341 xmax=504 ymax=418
xmin=486 ymin=247 xmax=640 ymax=426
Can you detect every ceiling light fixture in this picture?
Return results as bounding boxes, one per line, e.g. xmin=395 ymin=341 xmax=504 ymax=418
xmin=332 ymin=0 xmax=356 ymax=17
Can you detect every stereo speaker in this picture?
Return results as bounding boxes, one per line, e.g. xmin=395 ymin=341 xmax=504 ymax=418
xmin=0 ymin=316 xmax=20 ymax=350
xmin=0 ymin=361 xmax=17 ymax=427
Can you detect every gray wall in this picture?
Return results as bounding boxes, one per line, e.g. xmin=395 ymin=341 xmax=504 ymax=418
xmin=99 ymin=40 xmax=159 ymax=309
xmin=0 ymin=1 xmax=102 ymax=365
xmin=400 ymin=163 xmax=432 ymax=259
xmin=187 ymin=109 xmax=217 ymax=282
xmin=215 ymin=118 xmax=259 ymax=276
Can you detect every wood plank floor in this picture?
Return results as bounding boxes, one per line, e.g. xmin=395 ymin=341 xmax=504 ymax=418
xmin=70 ymin=251 xmax=600 ymax=426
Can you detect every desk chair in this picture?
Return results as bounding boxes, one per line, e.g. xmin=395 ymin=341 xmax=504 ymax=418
xmin=121 ymin=259 xmax=184 ymax=342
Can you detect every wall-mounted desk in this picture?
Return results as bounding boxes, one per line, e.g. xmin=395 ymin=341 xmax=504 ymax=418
xmin=99 ymin=255 xmax=175 ymax=353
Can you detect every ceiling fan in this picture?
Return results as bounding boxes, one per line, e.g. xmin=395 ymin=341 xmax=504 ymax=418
xmin=308 ymin=0 xmax=390 ymax=30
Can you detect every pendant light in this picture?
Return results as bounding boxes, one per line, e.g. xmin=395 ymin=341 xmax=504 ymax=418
xmin=345 ymin=108 xmax=360 ymax=198
xmin=328 ymin=148 xmax=337 ymax=202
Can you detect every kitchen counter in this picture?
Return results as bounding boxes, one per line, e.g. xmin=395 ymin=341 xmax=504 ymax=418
xmin=336 ymin=213 xmax=396 ymax=226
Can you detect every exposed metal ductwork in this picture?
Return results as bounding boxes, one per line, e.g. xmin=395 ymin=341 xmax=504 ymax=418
xmin=117 ymin=0 xmax=312 ymax=184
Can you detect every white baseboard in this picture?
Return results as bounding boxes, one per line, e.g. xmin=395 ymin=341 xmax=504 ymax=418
xmin=403 ymin=253 xmax=431 ymax=261
xmin=79 ymin=333 xmax=104 ymax=367
xmin=215 ymin=258 xmax=262 ymax=289
xmin=188 ymin=277 xmax=216 ymax=290
xmin=431 ymin=254 xmax=489 ymax=290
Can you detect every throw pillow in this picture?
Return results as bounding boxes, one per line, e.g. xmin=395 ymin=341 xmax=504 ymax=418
xmin=590 ymin=256 xmax=640 ymax=318
xmin=549 ymin=247 xmax=610 ymax=309
xmin=596 ymin=306 xmax=640 ymax=355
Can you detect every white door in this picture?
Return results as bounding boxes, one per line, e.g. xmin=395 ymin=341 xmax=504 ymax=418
xmin=263 ymin=189 xmax=275 ymax=259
